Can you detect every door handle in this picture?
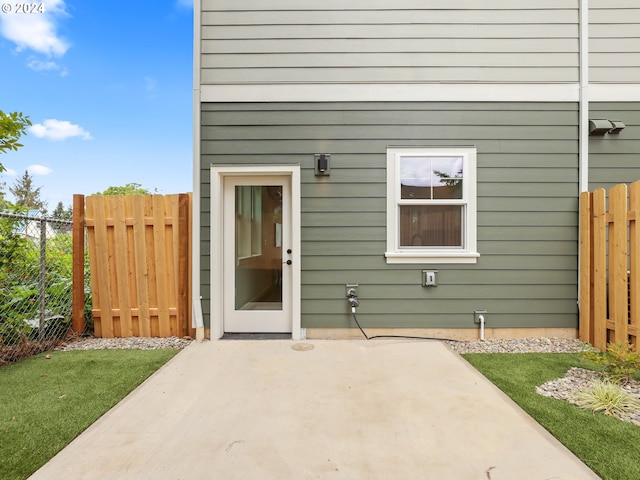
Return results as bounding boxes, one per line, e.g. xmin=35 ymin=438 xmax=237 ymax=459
xmin=283 ymin=260 xmax=292 ymax=265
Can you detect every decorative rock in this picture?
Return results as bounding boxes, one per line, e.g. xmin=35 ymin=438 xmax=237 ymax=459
xmin=55 ymin=336 xmax=193 ymax=351
xmin=446 ymin=337 xmax=587 ymax=355
xmin=537 ymin=367 xmax=640 ymax=426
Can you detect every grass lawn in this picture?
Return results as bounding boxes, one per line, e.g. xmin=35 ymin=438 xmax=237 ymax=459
xmin=463 ymin=353 xmax=640 ymax=480
xmin=0 ymin=348 xmax=180 ymax=480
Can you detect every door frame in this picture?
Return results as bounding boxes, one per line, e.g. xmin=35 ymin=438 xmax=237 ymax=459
xmin=210 ymin=165 xmax=301 ymax=340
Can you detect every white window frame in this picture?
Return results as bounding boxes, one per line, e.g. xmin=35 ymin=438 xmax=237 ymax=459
xmin=385 ymin=146 xmax=479 ymax=264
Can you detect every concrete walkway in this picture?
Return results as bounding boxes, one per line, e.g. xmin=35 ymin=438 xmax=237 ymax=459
xmin=29 ymin=340 xmax=600 ymax=480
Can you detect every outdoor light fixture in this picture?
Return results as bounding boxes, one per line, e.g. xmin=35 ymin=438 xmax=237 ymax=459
xmin=589 ymin=119 xmax=626 ymax=136
xmin=314 ymin=154 xmax=330 ymax=176
xmin=589 ymin=119 xmax=613 ymax=136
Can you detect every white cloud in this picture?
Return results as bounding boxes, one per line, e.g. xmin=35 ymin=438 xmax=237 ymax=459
xmin=27 ymin=164 xmax=53 ymax=176
xmin=30 ymin=119 xmax=92 ymax=141
xmin=176 ymin=0 xmax=193 ymax=8
xmin=0 ymin=0 xmax=70 ymax=57
xmin=3 ymin=168 xmax=17 ymax=176
xmin=27 ymin=57 xmax=68 ymax=76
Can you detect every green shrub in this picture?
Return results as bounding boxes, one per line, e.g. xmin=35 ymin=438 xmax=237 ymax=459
xmin=581 ymin=342 xmax=640 ymax=384
xmin=572 ymin=378 xmax=640 ymax=417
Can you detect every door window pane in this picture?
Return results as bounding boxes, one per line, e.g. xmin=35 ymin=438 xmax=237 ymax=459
xmin=235 ymin=185 xmax=283 ymax=310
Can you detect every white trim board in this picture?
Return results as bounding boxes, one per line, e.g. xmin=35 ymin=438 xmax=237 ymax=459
xmin=209 ymin=165 xmax=302 ymax=341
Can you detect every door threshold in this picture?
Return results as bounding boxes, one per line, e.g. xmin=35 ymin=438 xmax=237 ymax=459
xmin=221 ymin=333 xmax=292 ymax=340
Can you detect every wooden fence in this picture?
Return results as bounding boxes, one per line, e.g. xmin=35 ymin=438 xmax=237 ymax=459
xmin=580 ymin=181 xmax=639 ymax=352
xmin=84 ymin=193 xmax=193 ymax=338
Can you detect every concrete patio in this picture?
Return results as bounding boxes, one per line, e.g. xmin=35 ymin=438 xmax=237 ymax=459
xmin=28 ymin=340 xmax=600 ymax=479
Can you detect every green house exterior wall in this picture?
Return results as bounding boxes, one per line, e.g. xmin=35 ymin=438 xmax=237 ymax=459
xmin=589 ymin=102 xmax=640 ymax=190
xmin=199 ymin=101 xmax=582 ymax=331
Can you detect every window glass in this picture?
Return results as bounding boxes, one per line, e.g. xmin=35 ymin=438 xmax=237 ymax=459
xmin=399 ymin=205 xmax=463 ymax=247
xmin=400 ymin=156 xmax=463 ymax=200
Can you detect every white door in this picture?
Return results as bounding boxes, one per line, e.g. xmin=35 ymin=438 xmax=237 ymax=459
xmin=223 ymin=176 xmax=293 ymax=333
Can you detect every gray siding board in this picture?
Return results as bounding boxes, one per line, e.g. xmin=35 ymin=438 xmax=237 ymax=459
xmin=590 ymin=4 xmax=640 ymax=83
xmin=202 ymin=140 xmax=576 ymax=155
xmin=302 ymin=314 xmax=575 ymax=329
xmin=201 ymin=3 xmax=579 ymax=85
xmin=480 ymin=211 xmax=576 ymax=226
xmin=303 ymin=241 xmax=576 ymax=257
xmin=201 ymin=40 xmax=578 ymax=55
xmin=201 ymin=67 xmax=577 ymax=84
xmin=202 ymin=25 xmax=578 ymax=43
xmin=201 ymin=110 xmax=578 ymax=126
xmin=201 ymin=101 xmax=579 ymax=330
xmin=302 ymin=299 xmax=576 ymax=315
xmin=301 ymin=255 xmax=576 ymax=271
xmin=203 ymin=53 xmax=578 ymax=69
xmin=479 ymin=241 xmax=577 ymax=256
xmin=478 ymin=226 xmax=577 ymax=242
xmin=481 ymin=197 xmax=576 ymax=211
xmin=302 ymin=269 xmax=576 ymax=285
xmin=202 ymin=125 xmax=577 ymax=141
xmin=204 ymin=0 xmax=577 ymax=11
xmin=202 ymin=10 xmax=578 ymax=26
xmin=201 ymin=102 xmax=576 ymax=112
xmin=303 ymin=212 xmax=385 ymax=227
xmin=303 ymin=284 xmax=577 ymax=300
xmin=302 ymin=197 xmax=386 ymax=212
xmin=478 ymin=183 xmax=577 ymax=197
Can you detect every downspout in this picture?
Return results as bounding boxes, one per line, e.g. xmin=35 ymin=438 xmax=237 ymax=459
xmin=192 ymin=0 xmax=205 ymax=341
xmin=577 ymin=0 xmax=589 ymax=320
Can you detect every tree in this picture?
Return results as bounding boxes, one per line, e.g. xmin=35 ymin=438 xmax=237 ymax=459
xmin=0 ymin=110 xmax=32 ymax=173
xmin=9 ymin=170 xmax=46 ymax=212
xmin=52 ymin=201 xmax=73 ymax=221
xmin=94 ymin=182 xmax=150 ymax=196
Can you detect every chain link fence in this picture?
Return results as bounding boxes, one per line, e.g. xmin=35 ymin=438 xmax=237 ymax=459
xmin=0 ymin=211 xmax=88 ymax=365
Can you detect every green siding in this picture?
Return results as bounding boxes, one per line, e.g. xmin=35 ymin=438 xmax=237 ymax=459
xmin=200 ymin=102 xmax=580 ymax=330
xmin=589 ymin=102 xmax=640 ymax=190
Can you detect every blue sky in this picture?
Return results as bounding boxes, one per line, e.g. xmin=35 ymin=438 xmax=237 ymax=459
xmin=0 ymin=0 xmax=193 ymax=209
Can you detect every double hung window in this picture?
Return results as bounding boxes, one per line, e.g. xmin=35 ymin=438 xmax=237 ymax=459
xmin=385 ymin=147 xmax=479 ymax=264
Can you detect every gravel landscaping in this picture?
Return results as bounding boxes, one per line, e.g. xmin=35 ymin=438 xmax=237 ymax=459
xmin=56 ymin=336 xmax=193 ymax=351
xmin=446 ymin=337 xmax=587 ymax=354
xmin=536 ymin=367 xmax=640 ymax=426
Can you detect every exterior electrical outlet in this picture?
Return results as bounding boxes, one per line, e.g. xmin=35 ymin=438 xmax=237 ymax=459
xmin=345 ymin=283 xmax=358 ymax=297
xmin=422 ymin=270 xmax=438 ymax=287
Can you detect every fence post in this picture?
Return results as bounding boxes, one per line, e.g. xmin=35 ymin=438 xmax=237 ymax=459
xmin=72 ymin=194 xmax=85 ymax=334
xmin=579 ymin=192 xmax=593 ymax=344
xmin=38 ymin=217 xmax=46 ymax=340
